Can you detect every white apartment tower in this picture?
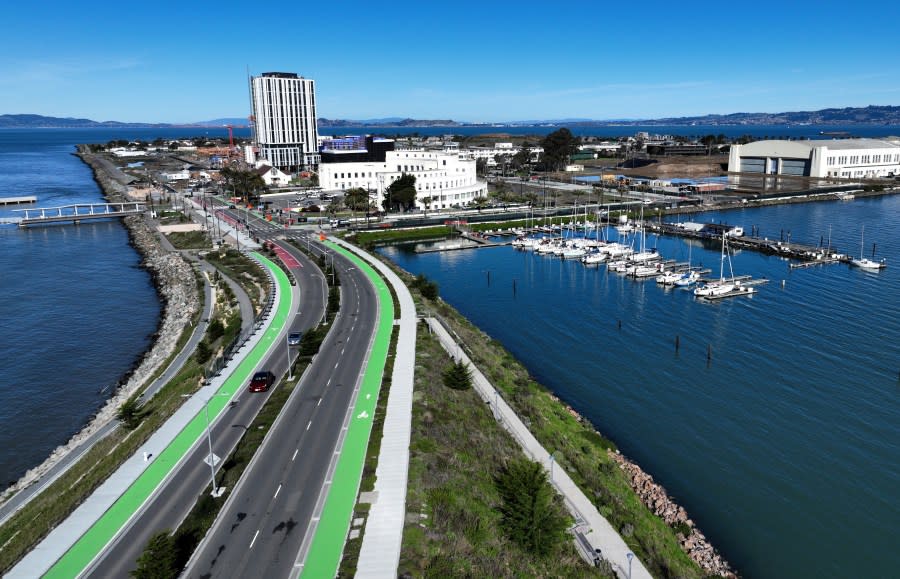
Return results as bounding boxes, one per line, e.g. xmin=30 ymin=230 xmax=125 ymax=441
xmin=250 ymin=72 xmax=319 ymax=172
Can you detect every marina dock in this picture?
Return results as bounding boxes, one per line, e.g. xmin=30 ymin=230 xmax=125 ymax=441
xmin=0 ymin=195 xmax=36 ymax=206
xmin=646 ymin=222 xmax=849 ymax=265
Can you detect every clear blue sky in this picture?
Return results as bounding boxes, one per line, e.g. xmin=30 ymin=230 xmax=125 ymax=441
xmin=2 ymin=0 xmax=898 ymax=123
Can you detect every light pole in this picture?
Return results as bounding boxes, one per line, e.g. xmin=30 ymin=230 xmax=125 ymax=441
xmin=626 ymin=552 xmax=634 ymax=579
xmin=183 ymin=392 xmax=227 ymax=497
xmin=286 ymin=333 xmax=294 ymax=381
xmin=203 ymin=401 xmax=220 ymax=497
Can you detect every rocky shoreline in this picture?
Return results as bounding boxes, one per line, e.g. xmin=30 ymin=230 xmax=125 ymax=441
xmin=608 ymin=451 xmax=737 ymax=578
xmin=0 ymin=150 xmax=198 ymax=504
xmin=549 ymin=393 xmax=737 ymax=577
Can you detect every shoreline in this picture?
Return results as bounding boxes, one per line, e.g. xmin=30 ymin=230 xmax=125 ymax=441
xmin=0 ymin=149 xmax=199 ymax=505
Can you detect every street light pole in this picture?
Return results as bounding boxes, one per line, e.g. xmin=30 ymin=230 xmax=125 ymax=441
xmin=204 ymin=401 xmax=219 ymax=497
xmin=627 ymin=552 xmax=634 ymax=579
xmin=286 ymin=334 xmax=293 ymax=381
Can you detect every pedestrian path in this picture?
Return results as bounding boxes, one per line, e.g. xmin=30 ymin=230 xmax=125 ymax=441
xmin=8 ymin=254 xmax=292 ymax=579
xmin=425 ymin=317 xmax=653 ymax=579
xmin=331 ymin=239 xmax=417 ymax=579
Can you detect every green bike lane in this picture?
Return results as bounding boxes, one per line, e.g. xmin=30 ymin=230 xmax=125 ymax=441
xmin=299 ymin=241 xmax=395 ymax=579
xmin=42 ymin=253 xmax=293 ymax=579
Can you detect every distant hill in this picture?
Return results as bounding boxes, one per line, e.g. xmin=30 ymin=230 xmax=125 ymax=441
xmin=0 ymin=114 xmax=171 ymax=128
xmin=4 ymin=105 xmax=899 ymax=130
xmin=318 ymin=117 xmax=460 ymax=128
xmin=635 ymin=105 xmax=900 ymax=126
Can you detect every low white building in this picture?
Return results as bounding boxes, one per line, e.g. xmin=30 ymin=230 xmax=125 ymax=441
xmin=319 ymin=148 xmax=487 ymax=210
xmin=254 ymin=164 xmax=292 ymax=187
xmin=728 ymin=138 xmax=900 ymax=179
xmin=162 ymin=169 xmax=190 ymax=181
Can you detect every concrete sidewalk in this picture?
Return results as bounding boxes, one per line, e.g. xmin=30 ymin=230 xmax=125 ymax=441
xmin=331 ymin=240 xmax=418 ymax=578
xmin=8 ymin=256 xmax=285 ymax=579
xmin=426 ymin=317 xmax=652 ymax=579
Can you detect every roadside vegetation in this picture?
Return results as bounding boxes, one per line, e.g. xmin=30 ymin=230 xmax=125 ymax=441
xmin=352 ymin=226 xmax=453 ymax=249
xmin=204 ymin=249 xmax=269 ymax=313
xmin=165 ymin=230 xmax=212 ymax=250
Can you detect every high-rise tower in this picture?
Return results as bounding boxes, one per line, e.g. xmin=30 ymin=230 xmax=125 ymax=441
xmin=249 ymin=72 xmax=319 ymax=172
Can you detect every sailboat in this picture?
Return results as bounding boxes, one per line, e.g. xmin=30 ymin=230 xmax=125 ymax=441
xmin=850 ymin=225 xmax=887 ymax=270
xmin=693 ymin=234 xmax=756 ymax=298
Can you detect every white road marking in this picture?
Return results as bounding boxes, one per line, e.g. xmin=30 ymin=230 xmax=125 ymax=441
xmin=249 ymin=529 xmax=260 ymax=549
xmin=317 ymin=398 xmax=322 ymax=406
xmin=292 ymin=448 xmax=299 ymax=461
xmin=274 ymin=484 xmax=282 ymax=499
xmin=306 ymin=420 xmax=312 ymax=431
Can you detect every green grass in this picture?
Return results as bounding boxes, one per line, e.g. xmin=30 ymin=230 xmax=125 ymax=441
xmin=165 ymin=230 xmax=212 ymax=249
xmin=352 ymin=226 xmax=453 ymax=248
xmin=399 ymin=324 xmax=606 ymax=578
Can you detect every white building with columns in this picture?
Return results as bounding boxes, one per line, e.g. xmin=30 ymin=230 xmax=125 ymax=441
xmin=319 ymin=146 xmax=487 ymax=210
xmin=728 ymin=138 xmax=900 ymax=179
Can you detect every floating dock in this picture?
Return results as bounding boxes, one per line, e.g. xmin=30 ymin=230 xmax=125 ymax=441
xmin=0 ymin=195 xmax=36 ymax=206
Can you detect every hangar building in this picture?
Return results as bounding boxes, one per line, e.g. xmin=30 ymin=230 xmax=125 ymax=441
xmin=728 ymin=138 xmax=900 ymax=179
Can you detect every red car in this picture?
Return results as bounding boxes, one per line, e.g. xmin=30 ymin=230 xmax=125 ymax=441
xmin=248 ymin=370 xmax=275 ymax=393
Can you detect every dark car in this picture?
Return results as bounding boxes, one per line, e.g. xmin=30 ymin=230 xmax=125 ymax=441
xmin=248 ymin=370 xmax=275 ymax=393
xmin=287 ymin=332 xmax=302 ymax=346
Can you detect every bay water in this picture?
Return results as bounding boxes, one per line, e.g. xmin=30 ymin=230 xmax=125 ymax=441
xmin=0 ymin=128 xmax=234 ymax=486
xmin=379 ymin=196 xmax=900 ymax=578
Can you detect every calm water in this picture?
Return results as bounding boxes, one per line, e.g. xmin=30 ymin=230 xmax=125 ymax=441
xmin=0 ymin=128 xmax=228 ymax=485
xmin=379 ymin=196 xmax=900 ymax=578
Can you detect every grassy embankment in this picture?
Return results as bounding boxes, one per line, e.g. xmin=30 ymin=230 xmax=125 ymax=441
xmin=374 ymin=261 xmax=707 ymax=579
xmin=0 ymin=245 xmax=264 ymax=574
xmin=398 ymin=320 xmax=606 ymax=577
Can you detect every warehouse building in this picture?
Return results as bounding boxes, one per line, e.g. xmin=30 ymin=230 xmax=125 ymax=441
xmin=728 ymin=138 xmax=900 ymax=179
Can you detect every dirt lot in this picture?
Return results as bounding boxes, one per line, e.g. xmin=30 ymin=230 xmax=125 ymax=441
xmin=574 ymin=155 xmax=729 ymax=180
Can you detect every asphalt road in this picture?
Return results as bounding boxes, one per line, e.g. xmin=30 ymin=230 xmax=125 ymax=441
xmin=84 ymin=245 xmax=326 ymax=578
xmin=183 ymin=239 xmax=378 ymax=578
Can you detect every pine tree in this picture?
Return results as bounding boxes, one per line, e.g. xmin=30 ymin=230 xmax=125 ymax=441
xmin=442 ymin=360 xmax=472 ymax=390
xmin=494 ymin=459 xmax=568 ymax=556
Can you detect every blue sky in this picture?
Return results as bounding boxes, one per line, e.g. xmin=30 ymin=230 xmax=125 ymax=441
xmin=2 ymin=0 xmax=898 ymax=123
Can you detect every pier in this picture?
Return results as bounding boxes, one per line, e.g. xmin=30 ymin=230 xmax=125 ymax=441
xmin=0 ymin=195 xmax=36 ymax=206
xmin=11 ymin=202 xmax=146 ymax=227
